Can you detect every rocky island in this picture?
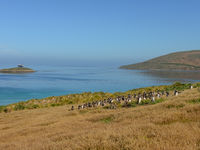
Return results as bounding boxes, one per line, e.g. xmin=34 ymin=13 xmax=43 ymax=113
xmin=120 ymin=50 xmax=200 ymax=71
xmin=0 ymin=65 xmax=35 ymax=73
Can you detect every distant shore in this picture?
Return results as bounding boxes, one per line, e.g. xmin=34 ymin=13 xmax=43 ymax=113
xmin=120 ymin=50 xmax=200 ymax=71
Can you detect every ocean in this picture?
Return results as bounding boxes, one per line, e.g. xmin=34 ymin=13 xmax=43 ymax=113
xmin=1 ymin=65 xmax=200 ymax=105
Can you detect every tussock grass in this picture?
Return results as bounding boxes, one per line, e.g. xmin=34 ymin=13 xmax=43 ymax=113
xmin=1 ymin=83 xmax=200 ymax=149
xmin=165 ymin=103 xmax=185 ymax=109
xmin=88 ymin=114 xmax=115 ymax=124
xmin=187 ymin=98 xmax=200 ymax=104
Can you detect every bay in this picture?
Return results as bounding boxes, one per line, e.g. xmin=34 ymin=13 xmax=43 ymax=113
xmin=0 ymin=65 xmax=200 ymax=105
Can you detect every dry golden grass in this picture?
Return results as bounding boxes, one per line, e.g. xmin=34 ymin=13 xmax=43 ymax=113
xmin=1 ymin=88 xmax=200 ymax=150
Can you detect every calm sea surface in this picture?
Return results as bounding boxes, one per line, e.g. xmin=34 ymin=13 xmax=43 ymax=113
xmin=1 ymin=65 xmax=200 ymax=105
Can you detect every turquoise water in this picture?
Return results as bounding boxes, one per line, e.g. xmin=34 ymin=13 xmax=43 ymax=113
xmin=0 ymin=65 xmax=200 ymax=105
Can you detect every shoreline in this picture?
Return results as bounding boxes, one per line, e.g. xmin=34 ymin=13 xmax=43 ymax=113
xmin=119 ymin=67 xmax=200 ymax=72
xmin=0 ymin=82 xmax=198 ymax=113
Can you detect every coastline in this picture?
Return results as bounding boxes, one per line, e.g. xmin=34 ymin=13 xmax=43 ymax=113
xmin=0 ymin=82 xmax=198 ymax=113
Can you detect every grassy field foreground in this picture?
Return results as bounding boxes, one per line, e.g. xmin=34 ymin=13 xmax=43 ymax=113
xmin=0 ymin=85 xmax=200 ymax=149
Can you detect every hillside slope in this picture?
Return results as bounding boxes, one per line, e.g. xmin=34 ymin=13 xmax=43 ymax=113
xmin=0 ymin=84 xmax=200 ymax=150
xmin=120 ymin=50 xmax=200 ymax=70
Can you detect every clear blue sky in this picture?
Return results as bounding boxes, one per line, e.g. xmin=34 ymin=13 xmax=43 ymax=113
xmin=0 ymin=0 xmax=200 ymax=67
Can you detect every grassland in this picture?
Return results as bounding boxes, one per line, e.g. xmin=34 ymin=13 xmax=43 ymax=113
xmin=120 ymin=50 xmax=200 ymax=70
xmin=0 ymin=67 xmax=35 ymax=73
xmin=0 ymin=83 xmax=200 ymax=149
xmin=0 ymin=82 xmax=196 ymax=113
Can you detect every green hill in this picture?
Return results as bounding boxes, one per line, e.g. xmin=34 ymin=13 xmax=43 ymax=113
xmin=0 ymin=67 xmax=35 ymax=73
xmin=120 ymin=50 xmax=200 ymax=70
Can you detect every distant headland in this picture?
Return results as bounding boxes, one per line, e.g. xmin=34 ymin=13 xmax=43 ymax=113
xmin=0 ymin=65 xmax=35 ymax=73
xmin=120 ymin=50 xmax=200 ymax=71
